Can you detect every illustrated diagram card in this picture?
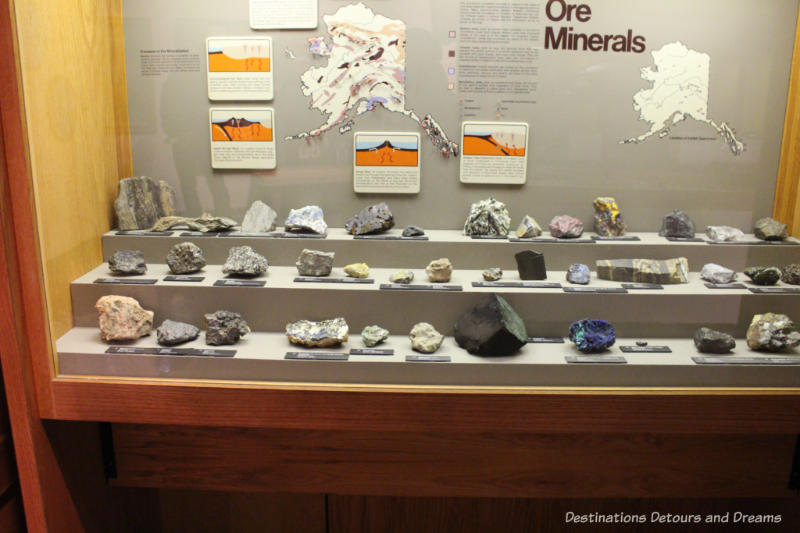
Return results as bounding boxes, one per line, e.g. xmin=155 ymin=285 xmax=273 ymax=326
xmin=353 ymin=133 xmax=421 ymax=194
xmin=207 ymin=37 xmax=273 ymax=101
xmin=209 ymin=108 xmax=276 ymax=169
xmin=250 ymin=0 xmax=318 ymax=30
xmin=460 ymin=122 xmax=529 ymax=184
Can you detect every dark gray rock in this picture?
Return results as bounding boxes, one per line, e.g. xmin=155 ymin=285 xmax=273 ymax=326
xmin=754 ymin=217 xmax=788 ymax=241
xmin=515 ymin=250 xmax=547 ymax=280
xmin=402 ymin=225 xmax=425 ymax=237
xmin=241 ymin=200 xmax=277 ymax=233
xmin=345 ymin=203 xmax=395 ymax=235
xmin=782 ymin=264 xmax=800 ymax=285
xmin=284 ymin=205 xmax=328 ymax=234
xmin=156 ymin=319 xmax=200 ymax=346
xmin=659 ymin=210 xmax=696 ymax=239
xmin=744 ymin=266 xmax=781 ymax=286
xmin=205 ymin=310 xmax=250 ymax=346
xmin=223 ymin=246 xmax=268 ymax=277
xmin=108 ymin=250 xmax=146 ymax=275
xmin=549 ymin=215 xmax=584 ymax=239
xmin=566 ymin=263 xmax=591 ymax=285
xmin=114 ymin=176 xmax=175 ymax=230
xmin=166 ymin=242 xmax=206 ymax=274
xmin=463 ymin=197 xmax=511 ymax=236
xmin=296 ymin=249 xmax=334 ymax=277
xmin=693 ymin=327 xmax=736 ymax=354
xmin=746 ymin=313 xmax=800 ymax=352
xmin=454 ymin=294 xmax=527 ymax=356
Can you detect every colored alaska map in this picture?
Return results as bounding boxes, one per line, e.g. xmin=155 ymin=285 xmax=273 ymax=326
xmin=622 ymin=41 xmax=744 ymax=155
xmin=287 ymin=3 xmax=459 ymax=158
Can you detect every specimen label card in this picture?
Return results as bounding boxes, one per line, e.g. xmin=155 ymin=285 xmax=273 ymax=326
xmin=249 ymin=0 xmax=317 ymax=30
xmin=353 ymin=133 xmax=421 ymax=193
xmin=210 ymin=108 xmax=276 ymax=169
xmin=207 ymin=37 xmax=273 ymax=101
xmin=460 ymin=122 xmax=529 ymax=184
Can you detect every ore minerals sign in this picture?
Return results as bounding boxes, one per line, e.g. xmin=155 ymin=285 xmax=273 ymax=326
xmin=545 ymin=0 xmax=646 ymax=53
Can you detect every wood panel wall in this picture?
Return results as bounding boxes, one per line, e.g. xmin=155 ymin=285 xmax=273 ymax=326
xmin=0 ymin=375 xmax=24 ymax=533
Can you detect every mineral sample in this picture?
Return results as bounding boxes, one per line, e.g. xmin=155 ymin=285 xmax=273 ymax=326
xmin=362 ymin=325 xmax=390 ymax=347
xmin=402 ymin=225 xmax=425 ymax=237
xmin=95 ymin=295 xmax=153 ymax=342
xmin=390 ymin=270 xmax=414 ymax=284
xmin=286 ymin=317 xmax=349 ymax=347
xmin=409 ymin=322 xmax=444 ymax=353
xmin=284 ymin=205 xmax=328 ymax=234
xmin=463 ymin=197 xmax=511 ymax=237
xmin=223 ymin=246 xmax=268 ymax=277
xmin=549 ymin=215 xmax=584 ymax=239
xmin=156 ymin=320 xmax=200 ymax=346
xmin=754 ymin=217 xmax=788 ymax=241
xmin=700 ymin=263 xmax=737 ymax=284
xmin=782 ymin=264 xmax=800 ymax=285
xmin=345 ymin=203 xmax=394 ymax=235
xmin=114 ymin=176 xmax=175 ymax=230
xmin=706 ymin=225 xmax=745 ymax=242
xmin=659 ymin=210 xmax=696 ymax=239
xmin=344 ymin=263 xmax=370 ymax=278
xmin=515 ymin=215 xmax=542 ymax=238
xmin=426 ymin=258 xmax=453 ymax=282
xmin=108 ymin=250 xmax=146 ymax=275
xmin=568 ymin=319 xmax=616 ymax=353
xmin=596 ymin=258 xmax=689 ymax=284
xmin=744 ymin=266 xmax=781 ymax=286
xmin=482 ymin=268 xmax=503 ymax=282
xmin=693 ymin=327 xmax=736 ymax=354
xmin=566 ymin=263 xmax=591 ymax=285
xmin=241 ymin=200 xmax=277 ymax=233
xmin=205 ymin=310 xmax=250 ymax=346
xmin=746 ymin=313 xmax=800 ymax=352
xmin=151 ymin=213 xmax=237 ymax=233
xmin=453 ymin=294 xmax=527 ymax=356
xmin=296 ymin=249 xmax=334 ymax=277
xmin=592 ymin=197 xmax=626 ymax=237
xmin=166 ymin=242 xmax=206 ymax=274
xmin=515 ymin=250 xmax=547 ymax=280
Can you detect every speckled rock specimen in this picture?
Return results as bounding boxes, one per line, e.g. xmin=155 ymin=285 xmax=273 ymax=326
xmin=156 ymin=320 xmax=200 ymax=346
xmin=782 ymin=264 xmax=800 ymax=285
xmin=205 ymin=310 xmax=250 ymax=346
xmin=362 ymin=325 xmax=390 ymax=347
xmin=402 ymin=225 xmax=425 ymax=237
xmin=693 ymin=327 xmax=736 ymax=354
xmin=515 ymin=250 xmax=547 ymax=280
xmin=286 ymin=318 xmax=349 ymax=348
xmin=426 ymin=258 xmax=453 ymax=282
xmin=345 ymin=203 xmax=394 ymax=235
xmin=706 ymin=225 xmax=745 ymax=242
xmin=223 ymin=246 xmax=268 ymax=277
xmin=454 ymin=294 xmax=527 ymax=356
xmin=284 ymin=205 xmax=327 ymax=234
xmin=390 ymin=270 xmax=414 ymax=284
xmin=409 ymin=322 xmax=444 ymax=353
xmin=344 ymin=263 xmax=370 ymax=278
xmin=296 ymin=249 xmax=334 ymax=277
xmin=754 ymin=217 xmax=788 ymax=241
xmin=744 ymin=266 xmax=781 ymax=286
xmin=96 ymin=295 xmax=153 ymax=342
xmin=659 ymin=210 xmax=696 ymax=239
xmin=549 ymin=215 xmax=584 ymax=239
xmin=166 ymin=242 xmax=206 ymax=274
xmin=515 ymin=215 xmax=542 ymax=238
xmin=746 ymin=313 xmax=800 ymax=352
xmin=241 ymin=200 xmax=277 ymax=233
xmin=596 ymin=258 xmax=689 ymax=284
xmin=566 ymin=263 xmax=591 ymax=285
xmin=114 ymin=176 xmax=175 ymax=230
xmin=108 ymin=250 xmax=146 ymax=275
xmin=482 ymin=268 xmax=503 ymax=281
xmin=568 ymin=319 xmax=616 ymax=353
xmin=700 ymin=263 xmax=737 ymax=284
xmin=593 ymin=197 xmax=626 ymax=237
xmin=463 ymin=197 xmax=511 ymax=237
xmin=151 ymin=213 xmax=237 ymax=233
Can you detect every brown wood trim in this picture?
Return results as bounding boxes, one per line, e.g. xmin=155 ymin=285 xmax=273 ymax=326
xmin=775 ymin=2 xmax=800 ymax=235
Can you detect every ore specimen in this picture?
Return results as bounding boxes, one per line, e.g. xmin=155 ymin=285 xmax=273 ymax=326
xmin=754 ymin=217 xmax=788 ymax=241
xmin=390 ymin=270 xmax=414 ymax=284
xmin=482 ymin=268 xmax=503 ymax=282
xmin=286 ymin=317 xmax=349 ymax=348
xmin=108 ymin=250 xmax=146 ymax=275
xmin=402 ymin=225 xmax=425 ymax=237
xmin=344 ymin=263 xmax=370 ymax=278
xmin=515 ymin=215 xmax=542 ymax=239
xmin=592 ymin=197 xmax=626 ymax=237
xmin=95 ymin=295 xmax=153 ymax=342
xmin=746 ymin=313 xmax=800 ymax=352
xmin=241 ymin=200 xmax=277 ymax=233
xmin=426 ymin=258 xmax=453 ymax=282
xmin=706 ymin=225 xmax=745 ymax=242
xmin=409 ymin=322 xmax=444 ymax=353
xmin=568 ymin=319 xmax=616 ymax=353
xmin=345 ymin=202 xmax=395 ymax=235
xmin=744 ymin=266 xmax=781 ymax=286
xmin=659 ymin=210 xmax=696 ymax=239
xmin=284 ymin=205 xmax=327 ymax=234
xmin=693 ymin=327 xmax=736 ymax=354
xmin=205 ymin=310 xmax=250 ymax=346
xmin=296 ymin=249 xmax=334 ymax=277
xmin=549 ymin=215 xmax=584 ymax=239
xmin=156 ymin=319 xmax=200 ymax=346
xmin=420 ymin=114 xmax=459 ymax=158
xmin=463 ymin=197 xmax=511 ymax=237
xmin=515 ymin=250 xmax=547 ymax=280
xmin=782 ymin=264 xmax=800 ymax=285
xmin=150 ymin=213 xmax=237 ymax=233
xmin=453 ymin=294 xmax=527 ymax=356
xmin=114 ymin=176 xmax=175 ymax=230
xmin=700 ymin=263 xmax=737 ymax=284
xmin=166 ymin=242 xmax=206 ymax=274
xmin=596 ymin=258 xmax=689 ymax=284
xmin=223 ymin=246 xmax=268 ymax=277
xmin=362 ymin=325 xmax=390 ymax=347
xmin=566 ymin=263 xmax=591 ymax=285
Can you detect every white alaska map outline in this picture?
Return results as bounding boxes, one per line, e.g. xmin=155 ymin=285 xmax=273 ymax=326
xmin=621 ymin=41 xmax=744 ymax=155
xmin=286 ymin=3 xmax=459 ymax=158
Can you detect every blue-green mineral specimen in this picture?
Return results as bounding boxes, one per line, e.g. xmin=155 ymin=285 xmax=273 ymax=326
xmin=568 ymin=319 xmax=616 ymax=353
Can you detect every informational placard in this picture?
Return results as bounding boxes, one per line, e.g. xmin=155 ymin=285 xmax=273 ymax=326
xmin=250 ymin=0 xmax=318 ymax=30
xmin=207 ymin=37 xmax=273 ymax=101
xmin=353 ymin=132 xmax=421 ymax=193
xmin=209 ymin=108 xmax=276 ymax=169
xmin=460 ymin=121 xmax=529 ymax=184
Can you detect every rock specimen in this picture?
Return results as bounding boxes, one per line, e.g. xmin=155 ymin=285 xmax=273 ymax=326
xmin=746 ymin=313 xmax=800 ymax=352
xmin=463 ymin=197 xmax=511 ymax=237
xmin=284 ymin=205 xmax=328 ymax=234
xmin=782 ymin=264 xmax=800 ymax=285
xmin=241 ymin=200 xmax=277 ymax=233
xmin=95 ymin=295 xmax=153 ymax=342
xmin=205 ymin=310 xmax=250 ymax=346
xmin=593 ymin=197 xmax=626 ymax=237
xmin=549 ymin=215 xmax=584 ymax=239
xmin=659 ymin=210 xmax=696 ymax=239
xmin=596 ymin=258 xmax=689 ymax=284
xmin=515 ymin=250 xmax=547 ymax=280
xmin=706 ymin=225 xmax=745 ymax=242
xmin=345 ymin=202 xmax=394 ymax=235
xmin=426 ymin=258 xmax=453 ymax=282
xmin=296 ymin=249 xmax=334 ymax=277
xmin=362 ymin=325 xmax=390 ymax=347
xmin=344 ymin=263 xmax=370 ymax=278
xmin=754 ymin=217 xmax=788 ymax=241
xmin=166 ymin=242 xmax=206 ymax=274
xmin=390 ymin=270 xmax=414 ymax=284
xmin=402 ymin=225 xmax=425 ymax=237
xmin=566 ymin=263 xmax=591 ymax=285
xmin=108 ymin=250 xmax=146 ymax=275
xmin=409 ymin=322 xmax=444 ymax=353
xmin=700 ymin=263 xmax=737 ymax=284
xmin=482 ymin=268 xmax=503 ymax=282
xmin=744 ymin=266 xmax=781 ymax=286
xmin=156 ymin=320 xmax=200 ymax=346
xmin=453 ymin=294 xmax=527 ymax=356
xmin=286 ymin=318 xmax=349 ymax=347
xmin=151 ymin=213 xmax=237 ymax=233
xmin=223 ymin=246 xmax=268 ymax=277
xmin=515 ymin=215 xmax=542 ymax=238
xmin=693 ymin=327 xmax=736 ymax=354
xmin=568 ymin=319 xmax=616 ymax=353
xmin=114 ymin=176 xmax=175 ymax=230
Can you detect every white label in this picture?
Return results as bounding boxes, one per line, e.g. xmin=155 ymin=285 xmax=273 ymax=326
xmin=250 ymin=0 xmax=317 ymax=30
xmin=460 ymin=121 xmax=529 ymax=184
xmin=207 ymin=37 xmax=273 ymax=101
xmin=210 ymin=108 xmax=276 ymax=169
xmin=354 ymin=133 xmax=421 ymax=193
